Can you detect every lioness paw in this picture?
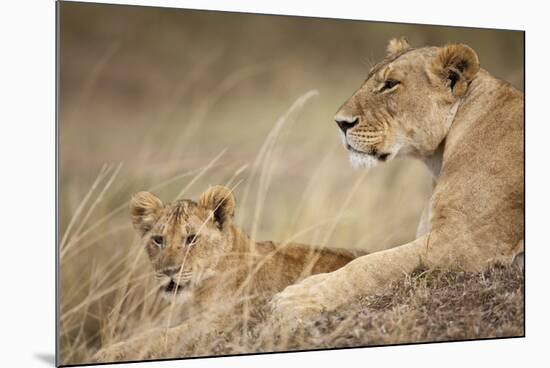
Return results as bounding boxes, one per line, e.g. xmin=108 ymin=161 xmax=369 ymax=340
xmin=268 ymin=273 xmax=341 ymax=330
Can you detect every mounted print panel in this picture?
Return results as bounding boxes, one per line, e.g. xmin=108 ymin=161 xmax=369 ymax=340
xmin=57 ymin=2 xmax=524 ymax=366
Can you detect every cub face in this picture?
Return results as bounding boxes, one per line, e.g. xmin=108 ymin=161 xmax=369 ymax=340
xmin=334 ymin=38 xmax=480 ymax=169
xmin=129 ymin=186 xmax=236 ymax=302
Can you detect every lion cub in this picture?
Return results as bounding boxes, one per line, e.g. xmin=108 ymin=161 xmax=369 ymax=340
xmin=93 ymin=186 xmax=361 ymax=362
xmin=130 ymin=185 xmax=361 ymax=315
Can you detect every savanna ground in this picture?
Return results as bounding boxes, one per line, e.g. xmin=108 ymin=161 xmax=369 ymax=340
xmin=58 ymin=3 xmax=524 ymax=365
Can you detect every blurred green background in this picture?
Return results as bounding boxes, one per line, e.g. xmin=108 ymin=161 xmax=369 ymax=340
xmin=58 ymin=2 xmax=523 ymax=363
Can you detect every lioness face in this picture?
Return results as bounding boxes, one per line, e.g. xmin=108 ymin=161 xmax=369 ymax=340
xmin=129 ymin=186 xmax=236 ymax=302
xmin=335 ymin=38 xmax=479 ymax=169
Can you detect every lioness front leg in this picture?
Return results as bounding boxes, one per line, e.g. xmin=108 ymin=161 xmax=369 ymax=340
xmin=269 ymin=235 xmax=428 ymax=326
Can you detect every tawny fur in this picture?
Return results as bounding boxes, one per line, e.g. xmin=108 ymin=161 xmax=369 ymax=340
xmin=272 ymin=39 xmax=523 ymax=324
xmin=386 ymin=37 xmax=411 ymax=56
xmin=93 ymin=186 xmax=360 ymax=361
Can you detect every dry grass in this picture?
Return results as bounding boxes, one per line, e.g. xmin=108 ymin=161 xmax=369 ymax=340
xmin=280 ymin=263 xmax=524 ymax=350
xmin=86 ymin=264 xmax=524 ymax=364
xmin=59 ymin=48 xmax=433 ymax=366
xmin=59 ymin=89 xmax=524 ymax=364
xmin=58 ymin=4 xmax=524 ymax=365
xmin=184 ymin=264 xmax=524 ymax=358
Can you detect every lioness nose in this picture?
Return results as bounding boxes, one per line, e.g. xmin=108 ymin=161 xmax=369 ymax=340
xmin=335 ymin=116 xmax=359 ymax=133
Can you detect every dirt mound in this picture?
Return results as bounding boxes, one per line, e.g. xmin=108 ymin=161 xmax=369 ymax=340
xmin=207 ymin=264 xmax=524 ymax=356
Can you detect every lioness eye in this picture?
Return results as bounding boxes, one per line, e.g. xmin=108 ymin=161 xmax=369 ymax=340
xmin=381 ymin=79 xmax=400 ymax=91
xmin=186 ymin=234 xmax=199 ymax=245
xmin=151 ymin=235 xmax=164 ymax=247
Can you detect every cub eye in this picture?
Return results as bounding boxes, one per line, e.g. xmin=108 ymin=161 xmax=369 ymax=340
xmin=186 ymin=234 xmax=199 ymax=245
xmin=381 ymin=79 xmax=400 ymax=91
xmin=151 ymin=235 xmax=164 ymax=248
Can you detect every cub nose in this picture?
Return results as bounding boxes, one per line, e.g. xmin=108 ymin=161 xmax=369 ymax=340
xmin=162 ymin=268 xmax=179 ymax=277
xmin=334 ymin=116 xmax=359 ymax=133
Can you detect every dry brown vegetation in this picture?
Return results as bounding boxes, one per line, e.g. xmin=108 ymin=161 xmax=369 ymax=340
xmin=280 ymin=264 xmax=524 ymax=349
xmin=88 ymin=264 xmax=524 ymax=364
xmin=58 ymin=3 xmax=524 ymax=365
xmin=193 ymin=264 xmax=524 ymax=357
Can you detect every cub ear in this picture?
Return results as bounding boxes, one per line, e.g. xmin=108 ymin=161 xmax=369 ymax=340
xmin=198 ymin=185 xmax=236 ymax=230
xmin=386 ymin=37 xmax=411 ymax=56
xmin=129 ymin=191 xmax=163 ymax=236
xmin=432 ymin=43 xmax=480 ymax=97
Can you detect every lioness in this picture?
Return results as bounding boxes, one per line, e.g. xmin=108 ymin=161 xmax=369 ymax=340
xmin=270 ymin=38 xmax=524 ymax=324
xmin=94 ymin=185 xmax=360 ymax=361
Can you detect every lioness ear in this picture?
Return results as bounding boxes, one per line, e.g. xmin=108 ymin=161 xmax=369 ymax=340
xmin=129 ymin=192 xmax=163 ymax=236
xmin=386 ymin=37 xmax=411 ymax=56
xmin=198 ymin=185 xmax=236 ymax=230
xmin=432 ymin=43 xmax=480 ymax=97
